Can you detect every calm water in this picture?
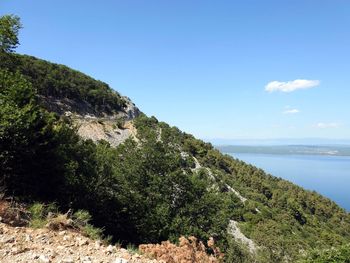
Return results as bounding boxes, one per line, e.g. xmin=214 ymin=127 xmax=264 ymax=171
xmin=226 ymin=153 xmax=350 ymax=211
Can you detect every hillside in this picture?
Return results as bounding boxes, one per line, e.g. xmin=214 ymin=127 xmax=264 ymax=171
xmin=0 ymin=52 xmax=140 ymax=147
xmin=1 ymin=53 xmax=350 ymax=262
xmin=0 ymin=199 xmax=224 ymax=263
xmin=0 ymin=52 xmax=131 ymax=116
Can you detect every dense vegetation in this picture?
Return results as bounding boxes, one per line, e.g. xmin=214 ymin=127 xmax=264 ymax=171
xmin=299 ymin=244 xmax=350 ymax=263
xmin=0 ymin=52 xmax=125 ymax=115
xmin=0 ymin=67 xmax=237 ymax=251
xmin=1 ymin=14 xmax=350 ymax=262
xmin=184 ymin=137 xmax=350 ymax=261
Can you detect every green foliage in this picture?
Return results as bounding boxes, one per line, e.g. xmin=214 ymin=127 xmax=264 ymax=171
xmin=73 ymin=210 xmax=92 ymax=226
xmin=224 ymin=236 xmax=255 ymax=263
xmin=0 ymin=15 xmax=22 ymax=53
xmin=0 ymin=69 xmax=35 ymax=106
xmin=127 ymin=243 xmax=139 ymax=255
xmin=28 ymin=202 xmax=57 ymax=228
xmin=0 ymin=69 xmax=64 ymax=200
xmin=180 ymin=130 xmax=350 ymax=262
xmin=299 ymin=244 xmax=350 ymax=263
xmin=28 ymin=203 xmax=47 ymax=228
xmin=71 ymin=210 xmax=104 ymax=240
xmin=0 ymin=53 xmax=125 ymax=114
xmin=82 ymin=223 xmax=105 ymax=241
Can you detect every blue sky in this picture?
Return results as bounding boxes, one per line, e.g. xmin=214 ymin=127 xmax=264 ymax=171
xmin=2 ymin=0 xmax=350 ymax=141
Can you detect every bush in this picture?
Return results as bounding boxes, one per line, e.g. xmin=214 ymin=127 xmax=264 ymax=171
xmin=127 ymin=243 xmax=139 ymax=255
xmin=82 ymin=223 xmax=105 ymax=241
xmin=72 ymin=210 xmax=91 ymax=226
xmin=28 ymin=202 xmax=57 ymax=228
xmin=73 ymin=210 xmax=105 ymax=240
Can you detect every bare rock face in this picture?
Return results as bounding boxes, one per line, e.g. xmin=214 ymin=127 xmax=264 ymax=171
xmin=41 ymin=94 xmax=141 ymax=148
xmin=122 ymin=96 xmax=141 ymax=121
xmin=74 ymin=118 xmax=138 ymax=148
xmin=69 ymin=97 xmax=140 ymax=148
xmin=228 ymin=220 xmax=257 ymax=254
xmin=40 ymin=94 xmax=141 ymax=121
xmin=39 ymin=96 xmax=97 ymax=117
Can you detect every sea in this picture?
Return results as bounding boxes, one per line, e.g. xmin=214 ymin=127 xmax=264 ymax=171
xmin=225 ymin=153 xmax=350 ymax=211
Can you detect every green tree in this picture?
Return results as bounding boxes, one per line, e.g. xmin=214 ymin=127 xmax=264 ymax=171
xmin=0 ymin=15 xmax=22 ymax=53
xmin=0 ymin=69 xmax=62 ymax=199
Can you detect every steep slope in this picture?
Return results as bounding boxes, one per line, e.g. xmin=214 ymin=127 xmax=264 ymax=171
xmin=1 ymin=54 xmax=350 ymax=262
xmin=0 ymin=199 xmax=223 ymax=263
xmin=131 ymin=117 xmax=350 ymax=262
xmin=0 ymin=53 xmax=140 ymax=147
xmin=0 ymin=53 xmax=128 ymax=116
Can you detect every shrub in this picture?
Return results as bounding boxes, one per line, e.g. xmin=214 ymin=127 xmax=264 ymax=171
xmin=72 ymin=210 xmax=91 ymax=226
xmin=127 ymin=243 xmax=139 ymax=255
xmin=73 ymin=210 xmax=105 ymax=241
xmin=82 ymin=223 xmax=105 ymax=241
xmin=28 ymin=202 xmax=57 ymax=228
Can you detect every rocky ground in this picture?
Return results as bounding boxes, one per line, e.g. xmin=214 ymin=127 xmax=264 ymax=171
xmin=74 ymin=116 xmax=138 ymax=148
xmin=0 ymin=222 xmax=159 ymax=263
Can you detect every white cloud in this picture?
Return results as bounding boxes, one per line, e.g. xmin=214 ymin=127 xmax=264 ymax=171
xmin=283 ymin=109 xmax=300 ymax=114
xmin=315 ymin=122 xmax=340 ymax=129
xmin=265 ymin=79 xmax=320 ymax=92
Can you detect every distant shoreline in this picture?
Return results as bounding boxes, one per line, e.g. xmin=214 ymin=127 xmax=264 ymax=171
xmin=216 ymin=145 xmax=350 ymax=157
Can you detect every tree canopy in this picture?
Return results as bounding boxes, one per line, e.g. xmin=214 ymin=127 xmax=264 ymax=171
xmin=0 ymin=15 xmax=22 ymax=53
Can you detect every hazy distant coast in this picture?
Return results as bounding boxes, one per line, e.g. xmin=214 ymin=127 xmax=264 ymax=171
xmin=216 ymin=145 xmax=350 ymax=156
